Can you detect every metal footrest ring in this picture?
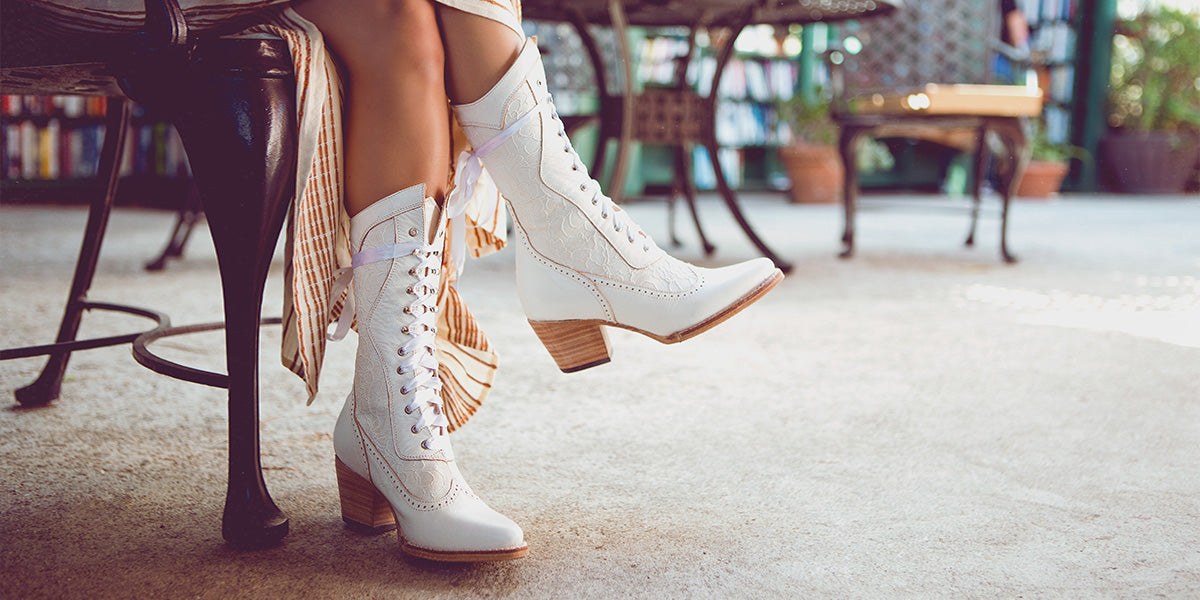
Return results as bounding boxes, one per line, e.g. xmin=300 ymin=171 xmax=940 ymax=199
xmin=131 ymin=317 xmax=283 ymax=389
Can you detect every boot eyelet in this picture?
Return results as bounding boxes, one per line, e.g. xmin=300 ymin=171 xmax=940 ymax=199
xmin=411 ymin=424 xmax=419 ymax=434
xmin=398 ymin=348 xmax=407 ymax=356
xmin=421 ymin=440 xmax=431 ymax=450
xmin=396 ymin=366 xmax=405 ymax=375
xmin=580 ymin=184 xmax=587 ymax=191
xmin=406 ymin=286 xmax=414 ymax=294
xmin=401 ymin=326 xmax=410 ymax=334
xmin=408 ymin=227 xmax=419 ymax=237
xmin=400 ymin=385 xmax=411 ymax=394
xmin=403 ymin=306 xmax=411 ymax=314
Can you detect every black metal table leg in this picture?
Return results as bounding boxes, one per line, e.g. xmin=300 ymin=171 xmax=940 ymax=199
xmin=674 ymin=145 xmax=716 ymax=255
xmin=12 ymin=100 xmax=131 ymax=406
xmin=701 ymin=10 xmax=792 ymax=273
xmin=567 ymin=10 xmax=612 ymax=182
xmin=704 ymin=138 xmax=792 ymax=272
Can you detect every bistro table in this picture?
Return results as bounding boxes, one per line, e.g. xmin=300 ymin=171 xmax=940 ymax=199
xmin=521 ymin=0 xmax=900 ymax=273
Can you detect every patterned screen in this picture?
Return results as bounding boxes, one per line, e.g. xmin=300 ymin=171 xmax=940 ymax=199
xmin=837 ymin=0 xmax=999 ymax=95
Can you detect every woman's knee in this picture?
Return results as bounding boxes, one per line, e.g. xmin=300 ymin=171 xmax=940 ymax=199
xmin=296 ymin=0 xmax=444 ymax=80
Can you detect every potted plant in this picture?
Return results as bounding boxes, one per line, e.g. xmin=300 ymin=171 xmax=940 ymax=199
xmin=1102 ymin=6 xmax=1200 ymax=193
xmin=777 ymin=93 xmax=843 ymax=204
xmin=1018 ymin=125 xmax=1087 ymax=199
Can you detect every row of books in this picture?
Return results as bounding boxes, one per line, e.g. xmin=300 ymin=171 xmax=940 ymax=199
xmin=0 ymin=95 xmax=110 ymax=119
xmin=691 ymin=56 xmax=799 ymax=102
xmin=637 ymin=46 xmax=803 ymax=103
xmin=637 ymin=36 xmax=693 ymax=86
xmin=691 ymin=145 xmax=743 ymax=191
xmin=1017 ymin=0 xmax=1076 ymax=26
xmin=1044 ymin=64 xmax=1075 ymax=104
xmin=1043 ymin=105 xmax=1071 ymax=146
xmin=714 ymin=101 xmax=791 ymax=148
xmin=1 ymin=119 xmax=190 ymax=181
xmin=1031 ymin=20 xmax=1077 ymax=64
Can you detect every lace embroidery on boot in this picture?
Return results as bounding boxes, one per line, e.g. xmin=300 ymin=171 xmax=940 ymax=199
xmin=328 ymin=241 xmax=451 ymax=451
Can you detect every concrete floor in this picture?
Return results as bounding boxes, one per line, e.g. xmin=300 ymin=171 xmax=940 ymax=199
xmin=1 ymin=192 xmax=1198 ymax=599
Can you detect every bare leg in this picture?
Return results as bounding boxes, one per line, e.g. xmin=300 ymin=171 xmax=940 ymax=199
xmin=293 ymin=0 xmax=450 ymax=214
xmin=435 ymin=5 xmax=523 ymax=104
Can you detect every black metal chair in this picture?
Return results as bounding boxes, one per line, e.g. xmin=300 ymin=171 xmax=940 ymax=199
xmin=1 ymin=0 xmax=297 ymax=549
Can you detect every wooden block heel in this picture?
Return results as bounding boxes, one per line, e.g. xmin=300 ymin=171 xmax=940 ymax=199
xmin=528 ymin=320 xmax=612 ymax=373
xmin=335 ymin=458 xmax=396 ymax=534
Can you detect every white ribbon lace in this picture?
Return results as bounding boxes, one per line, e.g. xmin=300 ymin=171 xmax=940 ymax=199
xmin=445 ymin=104 xmax=546 ymax=277
xmin=326 ymin=240 xmax=449 ymax=450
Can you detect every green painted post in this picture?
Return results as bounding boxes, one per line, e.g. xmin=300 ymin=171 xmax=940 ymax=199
xmin=797 ymin=24 xmax=820 ymax=102
xmin=1069 ymin=0 xmax=1117 ymax=191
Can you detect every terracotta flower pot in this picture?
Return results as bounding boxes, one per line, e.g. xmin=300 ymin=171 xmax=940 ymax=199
xmin=1017 ymin=160 xmax=1069 ymax=199
xmin=779 ymin=143 xmax=843 ymax=204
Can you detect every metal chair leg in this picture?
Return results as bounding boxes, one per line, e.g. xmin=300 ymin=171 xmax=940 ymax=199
xmin=13 ymin=100 xmax=131 ymax=406
xmin=145 ymin=183 xmax=202 ymax=271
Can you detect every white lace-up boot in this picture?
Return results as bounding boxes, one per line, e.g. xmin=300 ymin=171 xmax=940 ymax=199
xmin=332 ymin=183 xmax=527 ymax=562
xmin=453 ymin=39 xmax=784 ymax=372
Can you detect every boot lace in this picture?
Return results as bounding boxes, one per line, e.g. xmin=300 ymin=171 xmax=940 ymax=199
xmin=327 ymin=241 xmax=449 ymax=452
xmin=545 ymin=98 xmax=651 ymax=253
xmin=395 ymin=245 xmax=448 ymax=451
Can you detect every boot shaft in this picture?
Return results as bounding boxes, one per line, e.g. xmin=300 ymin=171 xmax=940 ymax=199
xmin=346 ymin=184 xmax=450 ymax=461
xmin=453 ymin=39 xmax=664 ymax=273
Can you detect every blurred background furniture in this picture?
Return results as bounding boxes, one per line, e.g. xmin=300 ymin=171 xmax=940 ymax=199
xmin=144 ymin=184 xmax=203 ymax=271
xmin=828 ymin=0 xmax=1043 ymax=262
xmin=0 ymin=0 xmax=296 ymax=548
xmin=521 ymin=0 xmax=901 ymax=274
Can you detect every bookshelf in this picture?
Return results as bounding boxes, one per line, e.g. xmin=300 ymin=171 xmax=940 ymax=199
xmin=524 ymin=21 xmax=807 ymax=194
xmin=652 ymin=26 xmax=805 ymax=191
xmin=1021 ymin=0 xmax=1080 ymax=146
xmin=1 ymin=95 xmax=190 ymax=206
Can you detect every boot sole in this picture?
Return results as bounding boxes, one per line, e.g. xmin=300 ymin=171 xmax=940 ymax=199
xmin=336 ymin=459 xmax=530 ymax=562
xmin=530 ymin=268 xmax=784 ymax=372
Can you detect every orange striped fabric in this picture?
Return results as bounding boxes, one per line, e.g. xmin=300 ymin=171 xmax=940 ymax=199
xmin=23 ymin=0 xmax=521 ymax=431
